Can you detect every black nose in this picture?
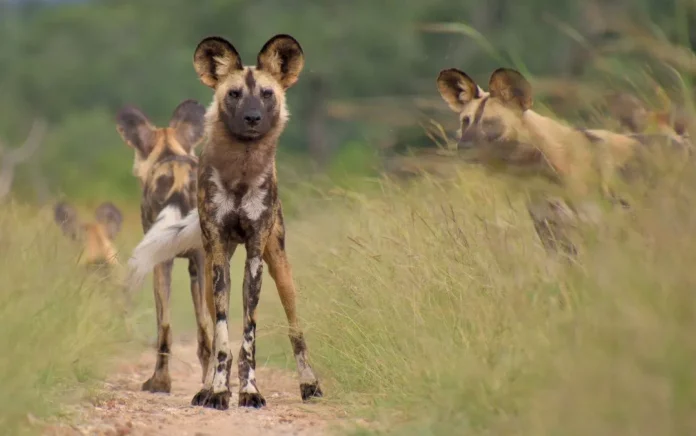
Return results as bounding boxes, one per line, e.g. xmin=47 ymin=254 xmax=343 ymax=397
xmin=244 ymin=111 xmax=262 ymax=126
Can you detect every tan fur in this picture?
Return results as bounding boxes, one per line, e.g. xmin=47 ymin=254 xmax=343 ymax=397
xmin=436 ymin=67 xmax=652 ymax=200
xmin=606 ymin=92 xmax=650 ymax=133
xmin=80 ymin=223 xmax=119 ymax=266
xmin=437 ymin=67 xmax=687 ymax=254
xmin=116 ymin=99 xmax=210 ymax=395
xmin=128 ymin=128 xmax=197 ymax=185
xmin=187 ymin=34 xmax=321 ymax=410
xmin=606 ymin=91 xmax=691 ymax=144
xmin=53 ymin=201 xmax=122 ymax=267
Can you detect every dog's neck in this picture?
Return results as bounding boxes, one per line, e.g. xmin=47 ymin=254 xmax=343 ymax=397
xmin=201 ymin=117 xmax=280 ymax=190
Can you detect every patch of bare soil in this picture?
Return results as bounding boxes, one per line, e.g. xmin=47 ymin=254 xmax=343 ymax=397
xmin=43 ymin=336 xmax=350 ymax=436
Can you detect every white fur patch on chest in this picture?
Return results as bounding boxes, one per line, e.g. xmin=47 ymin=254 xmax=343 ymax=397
xmin=209 ymin=168 xmax=269 ymax=224
xmin=210 ymin=170 xmax=236 ymax=224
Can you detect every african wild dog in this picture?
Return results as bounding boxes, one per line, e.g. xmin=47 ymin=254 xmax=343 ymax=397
xmin=125 ymin=34 xmax=322 ymax=410
xmin=436 ymin=67 xmax=688 ymax=254
xmin=54 ymin=201 xmax=123 ymax=267
xmin=605 ymin=91 xmax=691 ymax=149
xmin=115 ymin=100 xmax=212 ymax=394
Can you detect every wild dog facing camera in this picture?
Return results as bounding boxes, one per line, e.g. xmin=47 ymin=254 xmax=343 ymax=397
xmin=193 ymin=34 xmax=304 ymax=142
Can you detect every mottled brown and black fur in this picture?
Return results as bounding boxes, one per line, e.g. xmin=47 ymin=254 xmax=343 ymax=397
xmin=54 ymin=201 xmax=123 ymax=267
xmin=188 ymin=34 xmax=323 ymax=410
xmin=436 ymin=67 xmax=685 ymax=255
xmin=115 ymin=100 xmax=212 ymax=394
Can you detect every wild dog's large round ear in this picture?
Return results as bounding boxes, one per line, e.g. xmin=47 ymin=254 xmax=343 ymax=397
xmin=256 ymin=34 xmax=305 ymax=89
xmin=169 ymin=99 xmax=207 ymax=150
xmin=53 ymin=201 xmax=82 ymax=241
xmin=488 ymin=68 xmax=533 ymax=111
xmin=94 ymin=202 xmax=123 ymax=241
xmin=606 ymin=92 xmax=648 ymax=133
xmin=116 ymin=106 xmax=156 ymax=157
xmin=193 ymin=36 xmax=243 ymax=89
xmin=437 ymin=68 xmax=481 ymax=112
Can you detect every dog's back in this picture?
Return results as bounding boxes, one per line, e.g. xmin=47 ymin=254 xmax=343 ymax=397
xmin=116 ymin=100 xmax=206 ymax=242
xmin=140 ymin=153 xmax=198 ymax=236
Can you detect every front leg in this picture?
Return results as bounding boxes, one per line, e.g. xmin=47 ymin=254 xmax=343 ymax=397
xmin=237 ymin=239 xmax=267 ymax=408
xmin=191 ymin=230 xmax=235 ymax=411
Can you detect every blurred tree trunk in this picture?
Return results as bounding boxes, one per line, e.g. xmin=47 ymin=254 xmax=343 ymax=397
xmin=29 ymin=159 xmax=50 ymax=205
xmin=0 ymin=119 xmax=47 ymax=202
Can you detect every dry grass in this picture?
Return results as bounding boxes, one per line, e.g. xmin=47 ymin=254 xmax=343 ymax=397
xmin=5 ymin=14 xmax=694 ymax=435
xmin=0 ymin=202 xmax=131 ymax=434
xmin=253 ymin=149 xmax=696 ymax=435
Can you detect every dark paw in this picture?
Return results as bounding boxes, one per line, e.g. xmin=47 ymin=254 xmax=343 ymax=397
xmin=238 ymin=392 xmax=266 ymax=408
xmin=300 ymin=382 xmax=323 ymax=401
xmin=191 ymin=389 xmax=230 ymax=410
xmin=141 ymin=375 xmax=171 ymax=393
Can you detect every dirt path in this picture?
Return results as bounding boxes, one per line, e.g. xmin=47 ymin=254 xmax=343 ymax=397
xmin=44 ymin=335 xmax=348 ymax=436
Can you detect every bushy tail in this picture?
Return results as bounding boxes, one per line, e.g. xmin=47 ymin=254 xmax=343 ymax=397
xmin=124 ymin=206 xmax=203 ymax=292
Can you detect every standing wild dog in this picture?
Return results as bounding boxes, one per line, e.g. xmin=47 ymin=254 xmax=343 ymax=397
xmin=54 ymin=201 xmax=123 ymax=267
xmin=115 ymin=99 xmax=213 ymax=394
xmin=125 ymin=34 xmax=322 ymax=410
xmin=435 ymin=67 xmax=686 ymax=254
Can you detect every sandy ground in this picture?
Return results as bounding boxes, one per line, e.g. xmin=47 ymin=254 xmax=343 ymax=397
xmin=42 ymin=335 xmax=350 ymax=436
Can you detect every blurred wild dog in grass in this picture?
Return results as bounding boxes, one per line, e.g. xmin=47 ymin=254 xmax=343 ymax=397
xmin=125 ymin=34 xmax=323 ymax=410
xmin=115 ymin=99 xmax=212 ymax=394
xmin=605 ymin=91 xmax=691 ymax=149
xmin=436 ymin=67 xmax=690 ymax=255
xmin=54 ymin=201 xmax=123 ymax=267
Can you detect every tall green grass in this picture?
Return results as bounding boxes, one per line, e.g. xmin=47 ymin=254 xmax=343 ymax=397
xmin=272 ymin=157 xmax=696 ymax=435
xmin=0 ymin=202 xmax=130 ymax=434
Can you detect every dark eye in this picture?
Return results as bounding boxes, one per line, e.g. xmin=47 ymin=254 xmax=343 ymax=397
xmin=462 ymin=116 xmax=471 ymax=127
xmin=261 ymin=89 xmax=273 ymax=99
xmin=228 ymin=89 xmax=241 ymax=99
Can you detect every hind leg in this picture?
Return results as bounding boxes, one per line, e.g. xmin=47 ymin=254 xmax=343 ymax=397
xmin=142 ymin=260 xmax=174 ymax=393
xmin=189 ymin=250 xmax=214 ymax=384
xmin=262 ymin=213 xmax=323 ymax=401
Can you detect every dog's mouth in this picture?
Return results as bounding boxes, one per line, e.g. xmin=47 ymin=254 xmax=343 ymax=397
xmin=224 ymin=122 xmax=266 ymax=142
xmin=236 ymin=128 xmax=264 ymax=141
xmin=221 ymin=113 xmax=269 ymax=142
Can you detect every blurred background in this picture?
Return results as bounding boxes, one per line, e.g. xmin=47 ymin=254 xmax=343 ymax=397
xmin=3 ymin=1 xmax=696 ymax=435
xmin=2 ymin=0 xmax=694 ymax=209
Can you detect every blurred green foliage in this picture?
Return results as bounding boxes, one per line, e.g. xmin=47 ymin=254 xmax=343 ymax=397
xmin=0 ymin=0 xmax=694 ymax=206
